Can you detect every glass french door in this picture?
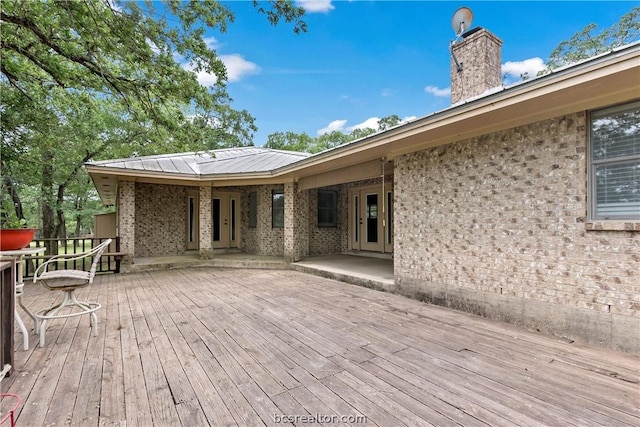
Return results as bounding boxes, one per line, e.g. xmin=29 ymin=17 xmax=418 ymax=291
xmin=349 ymin=185 xmax=393 ymax=253
xmin=212 ymin=192 xmax=240 ymax=249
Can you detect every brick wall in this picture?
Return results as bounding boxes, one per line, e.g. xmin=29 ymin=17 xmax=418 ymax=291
xmin=199 ymin=186 xmax=213 ymax=258
xmin=135 ymin=183 xmax=187 ymax=257
xmin=244 ymin=186 xmax=259 ymax=253
xmin=393 ymin=111 xmax=640 ymax=352
xmin=244 ymin=184 xmax=284 ymax=256
xmin=451 ymin=28 xmax=503 ymax=104
xmin=308 ymin=185 xmax=345 ymax=255
xmin=284 ymin=182 xmax=309 ymax=261
xmin=117 ymin=180 xmax=136 ymax=263
xmin=243 ymin=184 xmax=355 ymax=257
xmin=131 ymin=180 xmax=397 ymax=259
xmin=131 ymin=182 xmax=315 ymax=258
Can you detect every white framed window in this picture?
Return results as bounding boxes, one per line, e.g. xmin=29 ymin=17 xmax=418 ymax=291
xmin=590 ymin=101 xmax=640 ymax=220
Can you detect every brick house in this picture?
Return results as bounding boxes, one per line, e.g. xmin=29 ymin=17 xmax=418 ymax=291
xmin=86 ymin=29 xmax=640 ymax=352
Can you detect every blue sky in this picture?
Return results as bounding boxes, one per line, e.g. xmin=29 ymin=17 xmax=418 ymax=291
xmin=194 ymin=1 xmax=637 ymax=146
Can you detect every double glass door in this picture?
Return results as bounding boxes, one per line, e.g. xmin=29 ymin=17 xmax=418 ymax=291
xmin=212 ymin=192 xmax=240 ymax=249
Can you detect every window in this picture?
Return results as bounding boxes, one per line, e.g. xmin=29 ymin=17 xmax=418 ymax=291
xmin=272 ymin=190 xmax=284 ymax=228
xmin=185 ymin=191 xmax=198 ymax=250
xmin=248 ymin=192 xmax=257 ymax=228
xmin=590 ymin=101 xmax=640 ymax=220
xmin=187 ymin=196 xmax=196 ymax=243
xmin=386 ymin=191 xmax=393 ymax=245
xmin=231 ymin=198 xmax=237 ymax=241
xmin=317 ymin=190 xmax=338 ymax=227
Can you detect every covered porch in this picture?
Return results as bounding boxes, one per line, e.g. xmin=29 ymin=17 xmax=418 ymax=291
xmin=3 ymin=267 xmax=638 ymax=426
xmin=97 ymin=150 xmax=396 ymax=265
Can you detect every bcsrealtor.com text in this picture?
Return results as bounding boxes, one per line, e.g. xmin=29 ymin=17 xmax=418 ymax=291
xmin=274 ymin=413 xmax=368 ymax=424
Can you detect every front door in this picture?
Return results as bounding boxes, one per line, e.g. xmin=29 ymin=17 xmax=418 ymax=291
xmin=349 ymin=185 xmax=393 ymax=253
xmin=212 ymin=192 xmax=240 ymax=249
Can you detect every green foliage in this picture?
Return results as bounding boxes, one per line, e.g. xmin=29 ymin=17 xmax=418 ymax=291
xmin=1 ymin=0 xmax=305 ymax=125
xmin=265 ymin=115 xmax=402 ymax=153
xmin=0 ymin=0 xmax=306 ymax=238
xmin=265 ymin=131 xmax=316 ymax=152
xmin=541 ymin=7 xmax=639 ymax=74
xmin=1 ymin=200 xmax=27 ymax=228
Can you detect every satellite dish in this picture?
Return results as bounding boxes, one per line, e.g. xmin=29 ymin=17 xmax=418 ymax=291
xmin=451 ymin=7 xmax=473 ymax=36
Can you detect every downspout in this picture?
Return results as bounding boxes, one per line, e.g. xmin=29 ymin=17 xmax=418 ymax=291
xmin=381 ymin=157 xmax=385 ymax=254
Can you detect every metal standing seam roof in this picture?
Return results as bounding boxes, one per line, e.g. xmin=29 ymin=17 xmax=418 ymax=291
xmin=87 ymin=147 xmax=311 ymax=176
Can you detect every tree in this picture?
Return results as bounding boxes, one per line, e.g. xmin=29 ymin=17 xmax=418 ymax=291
xmin=0 ymin=0 xmax=306 ymax=240
xmin=541 ymin=7 xmax=639 ymax=74
xmin=265 ymin=131 xmax=316 ymax=152
xmin=314 ymin=131 xmax=354 ymax=152
xmin=265 ymin=115 xmax=403 ymax=153
xmin=1 ymin=1 xmax=305 ymax=123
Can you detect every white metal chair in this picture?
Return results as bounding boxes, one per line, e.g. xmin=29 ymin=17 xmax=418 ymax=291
xmin=32 ymin=239 xmax=112 ymax=347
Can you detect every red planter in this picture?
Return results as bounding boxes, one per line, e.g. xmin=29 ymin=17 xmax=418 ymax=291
xmin=0 ymin=228 xmax=38 ymax=251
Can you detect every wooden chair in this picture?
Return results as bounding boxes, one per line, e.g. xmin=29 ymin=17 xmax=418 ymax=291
xmin=32 ymin=239 xmax=112 ymax=347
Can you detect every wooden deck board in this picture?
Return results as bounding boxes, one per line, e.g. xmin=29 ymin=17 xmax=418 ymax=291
xmin=3 ymin=268 xmax=639 ymax=426
xmin=329 ymin=354 xmax=485 ymax=427
xmin=116 ymin=274 xmax=154 ymax=426
xmin=99 ymin=273 xmax=126 ymax=426
xmin=129 ymin=276 xmax=183 ymax=426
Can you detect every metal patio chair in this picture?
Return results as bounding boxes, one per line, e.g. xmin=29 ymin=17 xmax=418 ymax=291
xmin=32 ymin=239 xmax=112 ymax=347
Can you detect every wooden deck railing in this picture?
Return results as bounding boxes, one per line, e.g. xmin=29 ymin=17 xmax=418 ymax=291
xmin=23 ymin=237 xmax=122 ymax=278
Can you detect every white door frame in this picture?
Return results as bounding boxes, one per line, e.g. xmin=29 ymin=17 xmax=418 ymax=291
xmin=212 ymin=192 xmax=240 ymax=249
xmin=348 ymin=184 xmax=393 ymax=253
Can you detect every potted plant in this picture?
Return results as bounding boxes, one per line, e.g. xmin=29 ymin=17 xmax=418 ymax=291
xmin=0 ymin=203 xmax=38 ymax=251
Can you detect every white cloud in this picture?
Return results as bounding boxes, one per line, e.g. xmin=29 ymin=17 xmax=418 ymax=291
xmin=202 ymin=37 xmax=219 ymax=50
xmin=346 ymin=117 xmax=380 ymax=132
xmin=296 ymin=0 xmax=335 ymax=13
xmin=381 ymin=88 xmax=394 ymax=97
xmin=220 ymin=54 xmax=260 ymax=82
xmin=424 ymin=85 xmax=451 ymax=97
xmin=185 ymin=54 xmax=260 ymax=86
xmin=107 ymin=0 xmax=123 ymax=12
xmin=502 ymin=57 xmax=545 ymax=81
xmin=317 ymin=119 xmax=348 ymax=135
xmin=183 ymin=63 xmax=217 ymax=87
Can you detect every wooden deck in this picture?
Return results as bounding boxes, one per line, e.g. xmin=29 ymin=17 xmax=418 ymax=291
xmin=2 ymin=268 xmax=639 ymax=426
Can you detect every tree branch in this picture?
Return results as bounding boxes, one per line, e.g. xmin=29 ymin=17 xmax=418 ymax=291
xmin=1 ymin=11 xmax=140 ymax=97
xmin=0 ymin=63 xmax=30 ymax=99
xmin=1 ymin=40 xmax=68 ymax=87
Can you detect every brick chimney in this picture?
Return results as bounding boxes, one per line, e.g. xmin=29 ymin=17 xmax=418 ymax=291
xmin=450 ymin=28 xmax=503 ymax=104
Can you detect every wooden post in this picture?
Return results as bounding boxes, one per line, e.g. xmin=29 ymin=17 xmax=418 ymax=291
xmin=0 ymin=257 xmax=16 ymax=377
